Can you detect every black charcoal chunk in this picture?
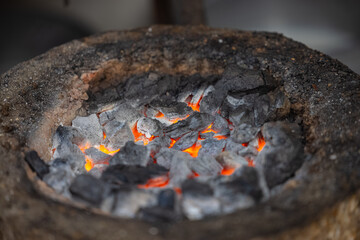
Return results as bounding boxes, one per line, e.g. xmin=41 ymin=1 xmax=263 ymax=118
xmin=158 ymin=189 xmax=176 ymax=210
xmin=189 ymin=154 xmax=222 ymax=176
xmin=103 ymin=120 xmax=134 ymax=150
xmin=181 ymin=179 xmax=214 ymax=197
xmin=101 ymin=164 xmax=167 ymax=185
xmin=43 ymin=159 xmax=74 ymax=196
xmin=216 ymin=151 xmax=248 ymax=169
xmin=231 ymin=124 xmax=259 ymax=143
xmin=138 ymin=206 xmax=180 ymax=223
xmin=255 ymin=121 xmax=303 ymax=188
xmin=199 ymin=88 xmax=227 ymax=115
xmin=216 ymin=64 xmax=265 ymax=91
xmin=225 ymin=139 xmax=258 ymax=159
xmin=199 ymin=131 xmax=215 ymax=139
xmin=212 ymin=114 xmax=230 ymax=135
xmin=198 ymin=138 xmax=226 ymax=157
xmin=164 ymin=120 xmax=191 ymax=139
xmin=137 ymin=117 xmax=163 ymax=138
xmin=150 ymin=99 xmax=192 ymax=121
xmin=187 ymin=112 xmax=215 ymax=131
xmin=69 ymin=174 xmax=107 ymax=206
xmin=169 ymin=158 xmax=193 ymax=187
xmin=89 ymin=164 xmax=108 ymax=178
xmin=147 ymin=136 xmax=171 ymax=156
xmin=253 ymin=94 xmax=271 ymax=127
xmin=181 ymin=180 xmax=220 ymax=220
xmin=155 ymin=148 xmax=191 ymax=169
xmin=101 ymin=102 xmax=142 ymax=127
xmin=53 ymin=142 xmax=86 ymax=174
xmin=113 ymin=188 xmax=157 ymax=218
xmin=25 ymin=151 xmax=49 ymax=179
xmin=221 ymin=166 xmax=263 ymax=202
xmin=225 ymin=93 xmax=258 ymax=109
xmin=52 ymin=126 xmax=85 ymax=148
xmin=109 ymin=141 xmax=150 ymax=167
xmin=72 ymin=114 xmax=103 ymax=145
xmin=172 ymin=131 xmax=198 ymax=151
xmin=229 ymin=107 xmax=255 ymax=127
xmin=85 ymin=147 xmax=111 ymax=164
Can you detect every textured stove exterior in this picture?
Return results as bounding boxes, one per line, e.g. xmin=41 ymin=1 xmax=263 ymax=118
xmin=0 ymin=25 xmax=359 ymax=240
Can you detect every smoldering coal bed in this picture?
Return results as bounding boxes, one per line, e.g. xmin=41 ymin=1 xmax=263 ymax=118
xmin=25 ymin=64 xmax=305 ymax=222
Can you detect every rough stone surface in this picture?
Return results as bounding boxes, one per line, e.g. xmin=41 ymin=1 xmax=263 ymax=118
xmin=0 ymin=25 xmax=359 ymax=240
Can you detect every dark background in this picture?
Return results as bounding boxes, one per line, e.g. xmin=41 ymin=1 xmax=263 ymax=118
xmin=1 ymin=0 xmax=359 ymax=74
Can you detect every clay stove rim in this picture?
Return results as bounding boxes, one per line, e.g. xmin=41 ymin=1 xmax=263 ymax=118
xmin=1 ymin=25 xmax=359 ymax=239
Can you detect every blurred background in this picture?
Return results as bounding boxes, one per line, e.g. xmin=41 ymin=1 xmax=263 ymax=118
xmin=1 ymin=0 xmax=359 ymax=74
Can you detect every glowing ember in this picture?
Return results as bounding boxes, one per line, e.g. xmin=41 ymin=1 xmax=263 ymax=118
xmin=182 ymin=143 xmax=202 ymax=157
xmin=169 ymin=138 xmax=179 ymax=148
xmin=98 ymin=144 xmax=120 ymax=155
xmin=84 ymin=157 xmax=93 ymax=172
xmin=221 ymin=167 xmax=235 ymax=176
xmin=138 ymin=175 xmax=169 ymax=188
xmin=257 ymin=135 xmax=266 ymax=152
xmin=214 ymin=135 xmax=227 ymax=140
xmin=131 ymin=122 xmax=156 ymax=145
xmin=242 ymin=142 xmax=249 ymax=147
xmin=155 ymin=111 xmax=164 ymax=118
xmin=200 ymin=123 xmax=216 ymax=134
xmin=187 ymin=95 xmax=203 ymax=112
xmin=103 ymin=131 xmax=106 ymax=140
xmin=248 ymin=159 xmax=255 ymax=167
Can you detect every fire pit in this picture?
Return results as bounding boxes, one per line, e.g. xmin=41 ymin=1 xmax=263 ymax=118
xmin=1 ymin=25 xmax=360 ymax=239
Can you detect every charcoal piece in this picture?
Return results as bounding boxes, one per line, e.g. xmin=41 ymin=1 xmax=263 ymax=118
xmin=253 ymin=94 xmax=271 ymax=126
xmin=101 ymin=164 xmax=167 ymax=185
xmin=225 ymin=93 xmax=258 ymax=109
xmin=216 ymin=151 xmax=248 ymax=169
xmin=52 ymin=126 xmax=85 ymax=148
xmin=69 ymin=174 xmax=107 ymax=206
xmin=212 ymin=114 xmax=230 ymax=135
xmin=138 ymin=206 xmax=180 ymax=223
xmin=146 ymin=163 xmax=169 ymax=176
xmin=89 ymin=164 xmax=108 ymax=178
xmin=189 ymin=154 xmax=222 ymax=176
xmin=112 ymin=188 xmax=157 ymax=218
xmin=100 ymin=102 xmax=142 ymax=127
xmin=199 ymin=131 xmax=215 ymax=139
xmin=43 ymin=159 xmax=75 ymax=196
xmin=164 ymin=120 xmax=191 ymax=139
xmin=199 ymin=88 xmax=227 ymax=115
xmin=158 ymin=189 xmax=176 ymax=210
xmin=109 ymin=141 xmax=150 ymax=167
xmin=187 ymin=112 xmax=215 ymax=131
xmin=231 ymin=124 xmax=259 ymax=143
xmin=189 ymin=83 xmax=207 ymax=106
xmin=197 ymin=138 xmax=226 ymax=157
xmin=24 ymin=151 xmax=49 ymax=179
xmin=172 ymin=131 xmax=198 ymax=151
xmin=150 ymin=99 xmax=192 ymax=121
xmin=221 ymin=166 xmax=264 ymax=202
xmin=155 ymin=148 xmax=192 ymax=169
xmin=182 ymin=195 xmax=221 ymax=220
xmin=103 ymin=120 xmax=134 ymax=150
xmin=225 ymin=139 xmax=258 ymax=159
xmin=85 ymin=148 xmax=111 ymax=164
xmin=53 ymin=142 xmax=86 ymax=174
xmin=169 ymin=158 xmax=193 ymax=187
xmin=216 ymin=64 xmax=265 ymax=91
xmin=137 ymin=117 xmax=163 ymax=138
xmin=255 ymin=122 xmax=303 ymax=188
xmin=181 ymin=179 xmax=214 ymax=197
xmin=229 ymin=107 xmax=255 ymax=127
xmin=72 ymin=114 xmax=103 ymax=145
xmin=147 ymin=136 xmax=171 ymax=156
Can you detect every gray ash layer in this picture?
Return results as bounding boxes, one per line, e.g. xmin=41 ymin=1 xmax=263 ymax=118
xmin=43 ymin=64 xmax=304 ymax=222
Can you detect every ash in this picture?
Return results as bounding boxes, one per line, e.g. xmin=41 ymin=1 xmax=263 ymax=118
xmin=37 ymin=65 xmax=304 ymax=221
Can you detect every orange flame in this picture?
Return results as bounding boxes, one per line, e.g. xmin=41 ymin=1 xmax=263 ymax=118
xmin=187 ymin=95 xmax=203 ymax=112
xmin=103 ymin=131 xmax=107 ymax=140
xmin=131 ymin=121 xmax=156 ymax=145
xmin=256 ymin=135 xmax=266 ymax=152
xmin=138 ymin=175 xmax=169 ymax=188
xmin=98 ymin=144 xmax=120 ymax=155
xmin=182 ymin=143 xmax=202 ymax=158
xmin=155 ymin=111 xmax=164 ymax=118
xmin=84 ymin=157 xmax=94 ymax=172
xmin=221 ymin=167 xmax=235 ymax=176
xmin=214 ymin=135 xmax=227 ymax=140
